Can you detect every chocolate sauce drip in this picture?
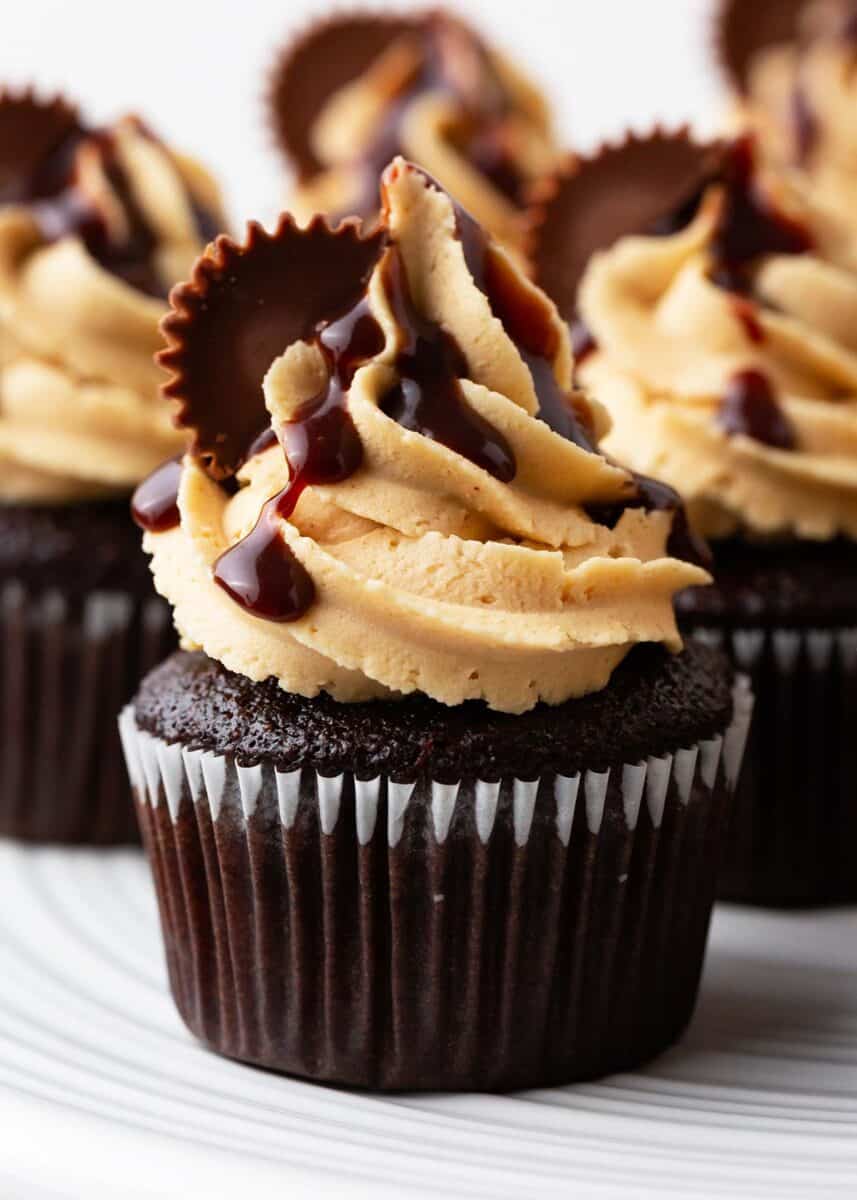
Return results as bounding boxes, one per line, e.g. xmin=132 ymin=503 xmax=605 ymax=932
xmin=730 ymin=295 xmax=766 ymax=344
xmin=378 ymin=247 xmax=516 ymax=480
xmin=275 ymin=296 xmax=383 ymax=520
xmin=719 ymin=368 xmax=796 ymax=449
xmin=131 ymin=458 xmax=182 ymax=532
xmin=453 ymin=199 xmax=596 ymax=450
xmin=213 ymin=290 xmax=386 ymax=621
xmin=586 ymin=475 xmax=711 ymax=569
xmin=213 ymin=496 xmax=316 ymax=622
xmin=708 ymin=136 xmax=812 ymax=294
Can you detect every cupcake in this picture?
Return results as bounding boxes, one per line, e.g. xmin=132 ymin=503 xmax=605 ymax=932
xmin=120 ymin=159 xmax=750 ymax=1090
xmin=530 ymin=131 xmax=857 ymax=905
xmin=0 ymin=90 xmax=224 ymax=843
xmin=267 ymin=10 xmax=558 ymax=256
xmin=718 ymin=0 xmax=857 ymax=230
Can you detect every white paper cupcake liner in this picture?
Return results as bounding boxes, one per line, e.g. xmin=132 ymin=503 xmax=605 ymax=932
xmin=120 ymin=676 xmax=751 ymax=1090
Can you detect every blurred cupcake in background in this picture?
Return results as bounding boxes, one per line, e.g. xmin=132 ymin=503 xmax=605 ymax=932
xmin=121 ymin=158 xmax=750 ymax=1091
xmin=530 ymin=130 xmax=857 ymax=905
xmin=718 ymin=0 xmax=857 ymax=231
xmin=267 ymin=9 xmax=558 ymax=256
xmin=0 ymin=89 xmax=225 ymax=843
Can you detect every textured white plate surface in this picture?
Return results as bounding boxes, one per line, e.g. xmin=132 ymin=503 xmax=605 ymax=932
xmin=0 ymin=845 xmax=855 ymax=1199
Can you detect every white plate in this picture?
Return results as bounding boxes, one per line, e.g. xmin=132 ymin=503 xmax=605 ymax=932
xmin=0 ymin=843 xmax=855 ymax=1200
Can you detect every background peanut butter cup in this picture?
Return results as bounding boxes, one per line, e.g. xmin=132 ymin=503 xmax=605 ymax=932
xmin=715 ymin=0 xmax=810 ymax=93
xmin=268 ymin=11 xmax=421 ymax=178
xmin=159 ymin=216 xmax=385 ymax=479
xmin=0 ymin=87 xmax=84 ymax=204
xmin=528 ymin=129 xmax=722 ymax=324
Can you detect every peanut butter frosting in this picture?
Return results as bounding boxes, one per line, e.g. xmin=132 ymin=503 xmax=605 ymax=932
xmin=725 ymin=0 xmax=857 ymax=231
xmin=575 ymin=138 xmax=857 ymax=541
xmin=0 ymin=101 xmax=224 ymax=502
xmin=273 ymin=12 xmax=557 ymax=257
xmin=140 ymin=159 xmax=706 ymax=713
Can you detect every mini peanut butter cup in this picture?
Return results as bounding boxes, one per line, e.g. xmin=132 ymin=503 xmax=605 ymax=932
xmin=0 ymin=87 xmax=84 ymax=203
xmin=268 ymin=11 xmax=420 ymax=178
xmin=159 ymin=215 xmax=386 ymax=479
xmin=715 ymin=0 xmax=810 ymax=93
xmin=528 ymin=129 xmax=723 ymax=323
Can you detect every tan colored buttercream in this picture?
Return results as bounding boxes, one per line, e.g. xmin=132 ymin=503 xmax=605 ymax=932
xmin=146 ymin=162 xmax=706 ymax=713
xmin=579 ymin=188 xmax=857 ymax=540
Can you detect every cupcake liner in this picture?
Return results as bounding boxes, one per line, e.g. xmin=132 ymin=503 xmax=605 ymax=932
xmin=1 ymin=584 xmax=173 ymax=843
xmin=691 ymin=624 xmax=857 ymax=905
xmin=121 ymin=678 xmax=751 ymax=1091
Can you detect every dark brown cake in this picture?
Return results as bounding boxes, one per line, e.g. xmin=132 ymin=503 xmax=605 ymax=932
xmin=135 ymin=642 xmax=734 ymax=782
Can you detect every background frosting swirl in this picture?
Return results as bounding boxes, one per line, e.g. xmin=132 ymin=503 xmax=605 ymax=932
xmin=146 ymin=162 xmax=705 ymax=713
xmin=0 ymin=113 xmax=223 ymax=502
xmin=578 ymin=175 xmax=857 ymax=541
xmin=284 ymin=13 xmax=557 ymax=256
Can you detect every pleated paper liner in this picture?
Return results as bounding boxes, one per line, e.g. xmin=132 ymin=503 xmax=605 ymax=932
xmin=1 ymin=586 xmax=173 ymax=844
xmin=120 ymin=678 xmax=752 ymax=1092
xmin=690 ymin=624 xmax=857 ymax=906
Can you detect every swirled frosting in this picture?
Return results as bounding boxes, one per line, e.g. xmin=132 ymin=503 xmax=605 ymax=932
xmin=142 ymin=160 xmax=706 ymax=713
xmin=283 ymin=12 xmax=557 ymax=256
xmin=0 ymin=110 xmax=223 ymax=502
xmin=578 ymin=143 xmax=857 ymax=540
xmin=730 ymin=0 xmax=857 ymax=230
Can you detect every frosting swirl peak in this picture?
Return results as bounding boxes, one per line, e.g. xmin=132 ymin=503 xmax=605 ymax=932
xmin=143 ymin=160 xmax=705 ymax=713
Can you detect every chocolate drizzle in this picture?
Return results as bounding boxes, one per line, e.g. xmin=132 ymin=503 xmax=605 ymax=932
xmin=719 ymin=368 xmax=796 ymax=449
xmin=379 ymin=246 xmax=516 ymax=481
xmin=453 ymin=197 xmax=596 ymax=449
xmin=706 ymin=136 xmax=812 ymax=294
xmin=131 ymin=457 xmax=182 ymax=532
xmin=213 ymin=498 xmax=316 ymax=622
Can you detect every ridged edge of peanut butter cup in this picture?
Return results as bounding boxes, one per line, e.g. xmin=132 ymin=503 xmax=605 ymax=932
xmin=526 ymin=127 xmax=723 ymax=323
xmin=0 ymin=86 xmax=84 ymax=197
xmin=266 ymin=9 xmax=423 ymax=178
xmin=158 ymin=214 xmax=386 ymax=480
xmin=715 ymin=0 xmax=809 ymax=93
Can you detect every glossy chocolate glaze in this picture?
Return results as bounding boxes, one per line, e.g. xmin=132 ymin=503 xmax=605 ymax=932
xmin=719 ymin=367 xmax=796 ymax=449
xmin=378 ymin=246 xmax=516 ymax=481
xmin=131 ymin=458 xmax=183 ymax=533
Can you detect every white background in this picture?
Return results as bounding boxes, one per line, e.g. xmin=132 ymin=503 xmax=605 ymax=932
xmin=0 ymin=0 xmax=722 ymax=229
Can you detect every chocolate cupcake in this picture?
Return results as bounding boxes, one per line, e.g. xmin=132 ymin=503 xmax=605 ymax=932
xmin=0 ymin=90 xmax=225 ymax=843
xmin=121 ymin=160 xmax=749 ymax=1090
xmin=530 ymin=131 xmax=857 ymax=905
xmin=267 ymin=10 xmax=558 ymax=257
